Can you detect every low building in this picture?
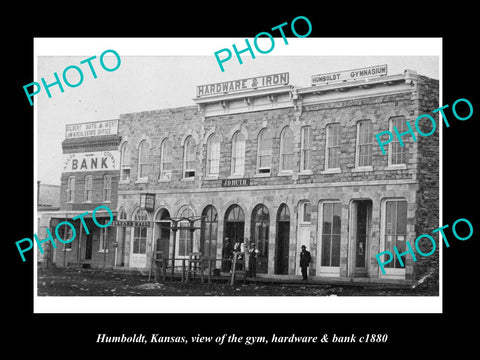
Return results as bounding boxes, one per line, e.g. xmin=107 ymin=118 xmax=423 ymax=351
xmin=37 ymin=182 xmax=60 ymax=265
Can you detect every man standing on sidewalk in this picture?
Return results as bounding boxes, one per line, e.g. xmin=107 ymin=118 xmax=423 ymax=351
xmin=300 ymin=245 xmax=312 ymax=281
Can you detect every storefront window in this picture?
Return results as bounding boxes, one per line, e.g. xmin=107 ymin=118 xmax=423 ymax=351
xmin=321 ymin=202 xmax=341 ymax=267
xmin=384 ymin=200 xmax=407 ymax=269
xmin=160 ymin=138 xmax=173 ymax=180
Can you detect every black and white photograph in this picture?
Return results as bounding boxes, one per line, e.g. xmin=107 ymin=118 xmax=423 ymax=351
xmin=7 ymin=6 xmax=479 ymax=355
xmin=33 ymin=38 xmax=442 ymax=315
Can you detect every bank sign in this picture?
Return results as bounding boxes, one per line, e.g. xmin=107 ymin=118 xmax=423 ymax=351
xmin=63 ymin=151 xmax=120 ymax=172
xmin=197 ymin=72 xmax=289 ymax=97
xmin=311 ymin=65 xmax=388 ymax=86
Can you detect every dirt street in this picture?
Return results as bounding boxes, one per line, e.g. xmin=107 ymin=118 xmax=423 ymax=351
xmin=37 ymin=267 xmax=437 ymax=296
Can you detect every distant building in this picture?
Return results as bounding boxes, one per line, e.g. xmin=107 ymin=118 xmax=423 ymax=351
xmin=37 ymin=182 xmax=60 ymax=264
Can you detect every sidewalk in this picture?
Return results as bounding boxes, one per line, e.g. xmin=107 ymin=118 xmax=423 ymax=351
xmin=37 ymin=267 xmax=438 ymax=296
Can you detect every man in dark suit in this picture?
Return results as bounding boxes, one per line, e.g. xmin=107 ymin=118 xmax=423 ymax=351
xmin=300 ymin=245 xmax=312 ymax=280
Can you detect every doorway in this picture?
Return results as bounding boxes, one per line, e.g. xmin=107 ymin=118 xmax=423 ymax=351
xmin=222 ymin=205 xmax=245 ymax=272
xmin=275 ymin=204 xmax=290 ymax=275
xmin=154 ymin=209 xmax=171 ymax=260
xmin=85 ymin=234 xmax=93 ymax=260
xmin=296 ymin=201 xmax=311 ymax=275
xmin=350 ymin=199 xmax=372 ymax=277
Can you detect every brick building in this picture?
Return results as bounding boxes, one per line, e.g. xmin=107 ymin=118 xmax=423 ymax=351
xmin=38 ymin=120 xmax=121 ymax=268
xmin=114 ymin=66 xmax=439 ymax=286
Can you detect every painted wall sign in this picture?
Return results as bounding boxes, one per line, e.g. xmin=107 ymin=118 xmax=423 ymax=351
xmin=111 ymin=220 xmax=151 ymax=227
xmin=65 ymin=120 xmax=118 ymax=139
xmin=63 ymin=151 xmax=120 ymax=172
xmin=312 ymin=64 xmax=388 ymax=86
xmin=197 ymin=72 xmax=289 ymax=97
xmin=221 ymin=178 xmax=251 ymax=187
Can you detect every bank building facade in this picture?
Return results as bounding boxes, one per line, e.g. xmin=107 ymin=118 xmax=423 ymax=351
xmin=42 ymin=65 xmax=439 ymax=286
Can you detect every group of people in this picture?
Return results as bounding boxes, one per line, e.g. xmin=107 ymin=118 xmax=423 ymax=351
xmin=222 ymin=237 xmax=260 ymax=277
xmin=223 ymin=237 xmax=312 ymax=280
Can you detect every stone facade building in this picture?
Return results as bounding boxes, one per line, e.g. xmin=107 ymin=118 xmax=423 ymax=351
xmin=112 ymin=67 xmax=439 ymax=286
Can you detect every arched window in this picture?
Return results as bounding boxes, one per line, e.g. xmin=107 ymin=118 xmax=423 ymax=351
xmin=321 ymin=202 xmax=341 ymax=267
xmin=231 ymin=131 xmax=245 ymax=176
xmin=207 ymin=134 xmax=220 ymax=176
xmin=133 ymin=209 xmax=149 ymax=254
xmin=251 ymin=204 xmax=269 ymax=274
xmin=178 ymin=206 xmax=194 ymax=256
xmin=383 ymin=199 xmax=407 ymax=270
xmin=201 ymin=205 xmax=218 ymax=258
xmin=120 ymin=142 xmax=131 ymax=181
xmin=160 ymin=138 xmax=173 ymax=180
xmin=280 ymin=126 xmax=294 ymax=172
xmin=119 ymin=208 xmax=127 ymax=220
xmin=183 ymin=136 xmax=196 ymax=179
xmin=300 ymin=125 xmax=312 ymax=172
xmin=138 ymin=140 xmax=149 ymax=179
xmin=154 ymin=208 xmax=171 ymax=258
xmin=257 ymin=128 xmax=272 ymax=174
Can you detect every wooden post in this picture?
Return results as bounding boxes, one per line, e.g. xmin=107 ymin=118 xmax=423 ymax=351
xmin=162 ymin=258 xmax=167 ymax=281
xmin=230 ymin=253 xmax=237 ymax=286
xmin=181 ymin=259 xmax=186 ymax=282
xmin=77 ymin=218 xmax=83 ymax=268
xmin=171 ymin=228 xmax=178 ymax=281
xmin=207 ymin=259 xmax=212 ymax=283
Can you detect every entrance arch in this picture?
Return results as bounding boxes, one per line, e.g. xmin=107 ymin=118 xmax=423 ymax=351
xmin=222 ymin=205 xmax=245 ymax=271
xmin=201 ymin=205 xmax=218 ymax=259
xmin=275 ymin=203 xmax=290 ymax=275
